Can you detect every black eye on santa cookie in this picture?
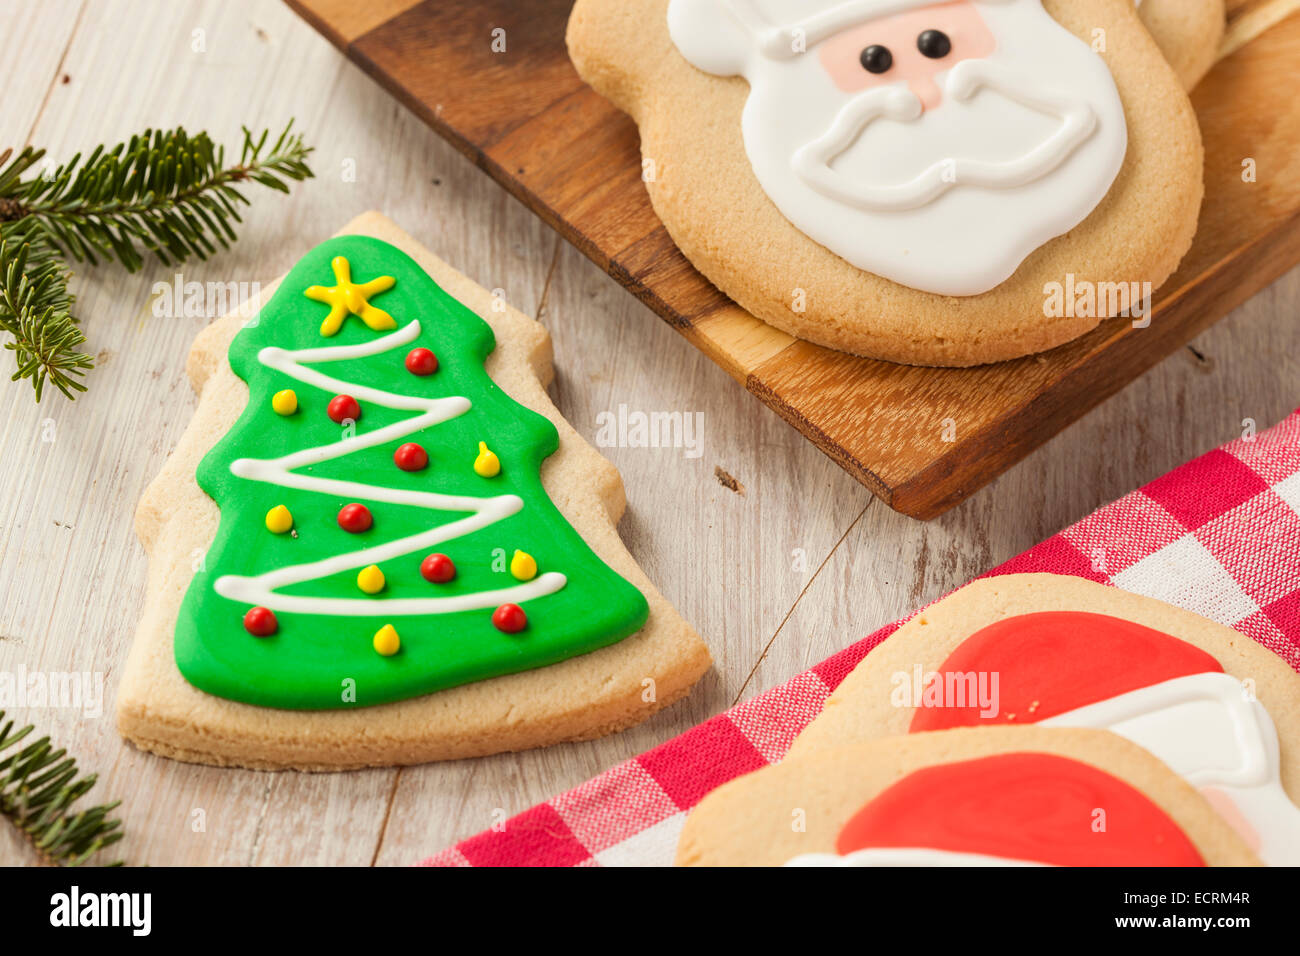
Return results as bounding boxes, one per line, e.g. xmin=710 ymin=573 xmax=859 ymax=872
xmin=917 ymin=29 xmax=952 ymax=59
xmin=859 ymin=44 xmax=893 ymax=74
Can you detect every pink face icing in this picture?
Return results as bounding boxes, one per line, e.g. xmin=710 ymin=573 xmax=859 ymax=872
xmin=817 ymin=0 xmax=996 ymax=112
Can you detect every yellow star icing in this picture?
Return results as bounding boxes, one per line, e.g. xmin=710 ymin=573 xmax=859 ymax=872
xmin=303 ymin=256 xmax=397 ymax=336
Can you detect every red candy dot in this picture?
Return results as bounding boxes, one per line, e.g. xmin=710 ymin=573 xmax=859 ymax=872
xmin=327 ymin=394 xmax=361 ymax=423
xmin=337 ymin=503 xmax=373 ymax=533
xmin=492 ymin=603 xmax=528 ymax=634
xmin=420 ymin=553 xmax=456 ymax=583
xmin=405 ymin=347 xmax=438 ymax=376
xmin=243 ymin=606 xmax=278 ymax=637
xmin=394 ymin=442 xmax=429 ymax=472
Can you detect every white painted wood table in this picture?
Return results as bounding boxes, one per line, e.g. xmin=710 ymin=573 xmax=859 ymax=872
xmin=0 ymin=0 xmax=1296 ymax=866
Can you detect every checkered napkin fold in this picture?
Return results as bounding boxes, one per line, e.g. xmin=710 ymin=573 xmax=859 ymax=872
xmin=420 ymin=410 xmax=1300 ymax=867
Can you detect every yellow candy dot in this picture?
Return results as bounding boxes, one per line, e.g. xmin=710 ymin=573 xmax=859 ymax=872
xmin=357 ymin=564 xmax=385 ymax=594
xmin=272 ymin=389 xmax=298 ymax=415
xmin=510 ymin=550 xmax=537 ymax=581
xmin=265 ymin=504 xmax=293 ymax=534
xmin=473 ymin=441 xmax=501 ymax=478
xmin=373 ymin=623 xmax=400 ymax=657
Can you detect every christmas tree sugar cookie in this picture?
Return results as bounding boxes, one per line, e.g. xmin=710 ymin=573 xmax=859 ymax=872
xmin=1138 ymin=0 xmax=1225 ymax=90
xmin=788 ymin=574 xmax=1300 ymax=865
xmin=567 ymin=0 xmax=1204 ymax=365
xmin=117 ymin=212 xmax=711 ymax=770
xmin=675 ymin=726 xmax=1260 ymax=865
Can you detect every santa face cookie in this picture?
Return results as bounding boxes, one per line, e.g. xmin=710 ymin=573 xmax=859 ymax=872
xmin=788 ymin=574 xmax=1300 ymax=865
xmin=567 ymin=0 xmax=1204 ymax=365
xmin=117 ymin=213 xmax=711 ymax=769
xmin=676 ymin=727 xmax=1260 ymax=865
xmin=1137 ymin=0 xmax=1225 ymax=89
xmin=669 ymin=0 xmax=1128 ymax=296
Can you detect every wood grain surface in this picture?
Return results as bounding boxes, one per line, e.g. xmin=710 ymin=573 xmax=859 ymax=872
xmin=285 ymin=0 xmax=1300 ymax=518
xmin=0 ymin=0 xmax=1296 ymax=866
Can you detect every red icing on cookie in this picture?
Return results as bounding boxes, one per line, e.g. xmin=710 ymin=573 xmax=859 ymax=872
xmin=909 ymin=611 xmax=1222 ymax=732
xmin=492 ymin=603 xmax=528 ymax=634
xmin=836 ymin=752 xmax=1205 ymax=867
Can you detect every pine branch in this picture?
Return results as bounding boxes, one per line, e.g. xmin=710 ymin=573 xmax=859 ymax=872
xmin=0 ymin=122 xmax=314 ymax=401
xmin=0 ymin=710 xmax=125 ymax=866
xmin=0 ymin=228 xmax=91 ymax=401
xmin=0 ymin=122 xmax=314 ymax=271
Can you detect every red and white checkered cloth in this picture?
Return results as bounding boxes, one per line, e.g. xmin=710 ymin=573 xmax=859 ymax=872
xmin=419 ymin=410 xmax=1300 ymax=867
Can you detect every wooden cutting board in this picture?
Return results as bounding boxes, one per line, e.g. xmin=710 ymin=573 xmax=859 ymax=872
xmin=284 ymin=0 xmax=1300 ymax=519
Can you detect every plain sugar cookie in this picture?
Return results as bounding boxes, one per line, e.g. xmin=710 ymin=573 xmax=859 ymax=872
xmin=567 ymin=0 xmax=1205 ymax=365
xmin=675 ymin=726 xmax=1260 ymax=865
xmin=1138 ymin=0 xmax=1225 ymax=89
xmin=117 ymin=212 xmax=712 ymax=770
xmin=787 ymin=573 xmax=1300 ymax=865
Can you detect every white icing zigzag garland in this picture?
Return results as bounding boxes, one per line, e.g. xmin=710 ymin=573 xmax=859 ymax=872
xmin=213 ymin=319 xmax=567 ymax=616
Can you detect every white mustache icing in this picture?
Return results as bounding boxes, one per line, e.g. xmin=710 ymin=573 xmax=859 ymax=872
xmin=792 ymin=58 xmax=1098 ymax=212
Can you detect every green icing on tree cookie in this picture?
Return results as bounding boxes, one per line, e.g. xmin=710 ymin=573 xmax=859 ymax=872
xmin=175 ymin=235 xmax=649 ymax=709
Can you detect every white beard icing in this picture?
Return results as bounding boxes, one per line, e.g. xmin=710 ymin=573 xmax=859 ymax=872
xmin=667 ymin=0 xmax=1128 ymax=296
